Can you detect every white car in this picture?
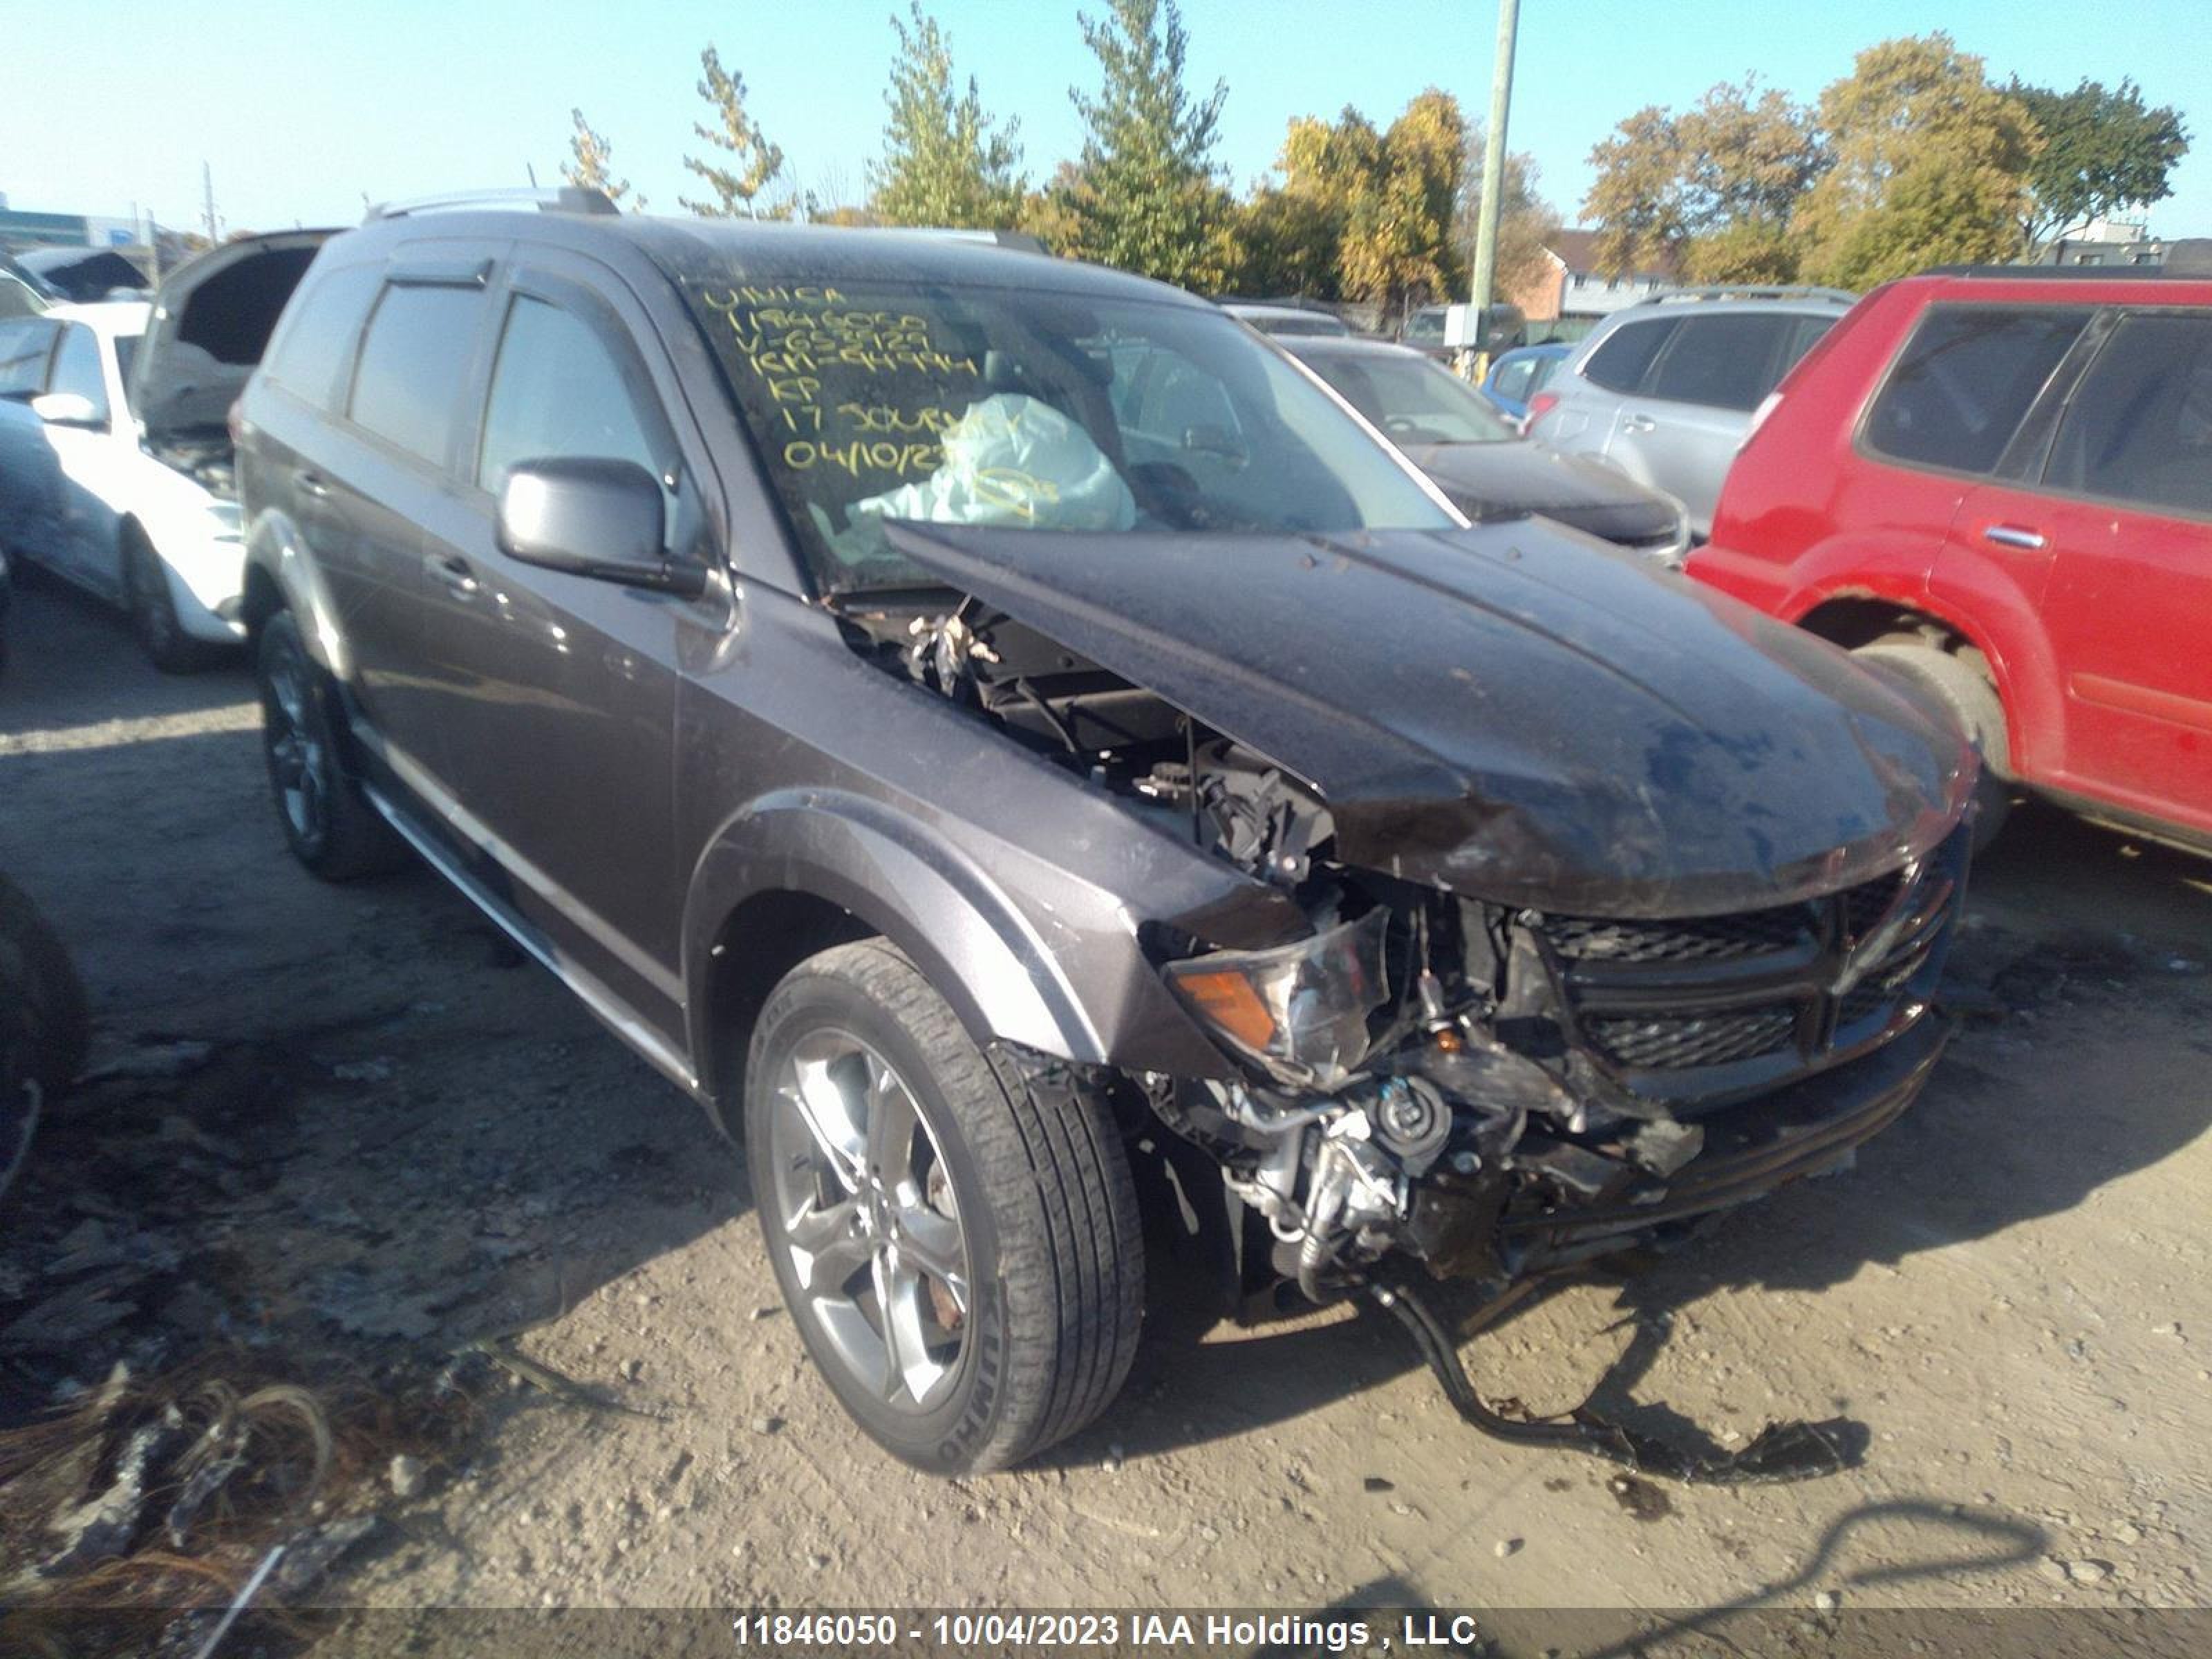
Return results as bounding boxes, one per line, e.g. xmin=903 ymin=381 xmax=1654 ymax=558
xmin=0 ymin=233 xmax=326 ymax=669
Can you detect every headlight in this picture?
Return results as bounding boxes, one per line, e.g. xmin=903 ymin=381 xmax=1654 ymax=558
xmin=1163 ymin=910 xmax=1391 ymax=1087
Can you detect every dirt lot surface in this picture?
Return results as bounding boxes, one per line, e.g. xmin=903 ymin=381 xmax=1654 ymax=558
xmin=3 ymin=570 xmax=2209 ymax=1650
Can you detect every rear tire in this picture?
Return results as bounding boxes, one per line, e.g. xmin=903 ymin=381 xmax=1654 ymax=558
xmin=1855 ymin=641 xmax=2013 ymax=854
xmin=123 ymin=526 xmax=216 ymax=674
xmin=745 ymin=939 xmax=1143 ymax=1473
xmin=255 ymin=612 xmax=406 ymax=881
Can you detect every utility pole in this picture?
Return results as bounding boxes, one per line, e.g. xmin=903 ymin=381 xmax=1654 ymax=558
xmin=201 ymin=161 xmax=218 ymax=243
xmin=1467 ymin=0 xmax=1522 ymax=377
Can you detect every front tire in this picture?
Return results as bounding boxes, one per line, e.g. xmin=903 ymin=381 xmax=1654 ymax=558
xmin=256 ymin=612 xmax=405 ymax=881
xmin=745 ymin=940 xmax=1143 ymax=1473
xmin=123 ymin=526 xmax=215 ymax=674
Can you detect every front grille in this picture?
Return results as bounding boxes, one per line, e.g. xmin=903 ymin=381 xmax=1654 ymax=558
xmin=1544 ymin=901 xmax=1813 ymax=964
xmin=1531 ymin=829 xmax=1967 ymax=1098
xmin=1584 ymin=1005 xmax=1799 ymax=1069
xmin=1841 ymin=870 xmax=1908 ymax=941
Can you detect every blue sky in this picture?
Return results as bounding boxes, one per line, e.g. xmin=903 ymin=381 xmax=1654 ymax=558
xmin=5 ymin=1 xmax=2207 ymax=241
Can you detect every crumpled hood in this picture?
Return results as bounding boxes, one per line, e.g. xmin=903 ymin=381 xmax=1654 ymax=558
xmin=1402 ymin=442 xmax=1680 ymax=545
xmin=883 ymin=522 xmax=1973 ymax=919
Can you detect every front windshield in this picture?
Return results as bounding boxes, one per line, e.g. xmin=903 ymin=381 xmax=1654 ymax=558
xmin=681 ymin=278 xmax=1454 ymax=592
xmin=1301 ymin=349 xmax=1519 ymax=447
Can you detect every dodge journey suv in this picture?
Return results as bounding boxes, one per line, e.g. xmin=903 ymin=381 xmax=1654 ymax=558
xmin=236 ymin=190 xmax=1973 ymax=1474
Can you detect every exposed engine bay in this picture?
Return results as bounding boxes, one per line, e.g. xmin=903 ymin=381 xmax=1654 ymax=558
xmin=838 ymin=591 xmax=1968 ymax=1482
xmin=147 ymin=433 xmax=237 ymax=500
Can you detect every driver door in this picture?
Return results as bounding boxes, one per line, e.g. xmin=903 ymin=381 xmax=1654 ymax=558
xmin=418 ymin=256 xmax=712 ymax=1037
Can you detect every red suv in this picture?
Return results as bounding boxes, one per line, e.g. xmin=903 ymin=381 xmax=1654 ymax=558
xmin=1690 ymin=263 xmax=2212 ymax=850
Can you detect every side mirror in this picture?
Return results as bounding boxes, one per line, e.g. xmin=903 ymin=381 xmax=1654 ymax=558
xmin=30 ymin=392 xmax=102 ymax=428
xmin=495 ymin=456 xmax=704 ymax=597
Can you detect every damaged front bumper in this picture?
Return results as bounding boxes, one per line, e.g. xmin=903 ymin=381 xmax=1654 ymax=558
xmin=1497 ymin=1010 xmax=1945 ymax=1277
xmin=1147 ymin=823 xmax=1970 ymax=1483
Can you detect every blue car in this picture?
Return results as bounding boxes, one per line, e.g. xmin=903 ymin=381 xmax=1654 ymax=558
xmin=1480 ymin=342 xmax=1570 ymax=422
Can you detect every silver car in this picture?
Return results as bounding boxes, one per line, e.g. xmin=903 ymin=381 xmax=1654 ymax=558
xmin=1527 ymin=286 xmax=1853 ymax=539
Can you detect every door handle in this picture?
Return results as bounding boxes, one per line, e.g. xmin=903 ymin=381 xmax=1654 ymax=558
xmin=1623 ymin=413 xmax=1657 ymax=433
xmin=1982 ymin=524 xmax=2047 ymax=550
xmin=297 ymin=471 xmax=330 ymax=499
xmin=423 ymin=552 xmax=480 ymax=598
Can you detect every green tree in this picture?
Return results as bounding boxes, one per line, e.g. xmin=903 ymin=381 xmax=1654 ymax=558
xmin=1582 ymin=77 xmax=1823 ymax=281
xmin=680 ymin=46 xmax=794 ymax=219
xmin=1059 ymin=0 xmax=1234 ymax=288
xmin=2008 ymin=77 xmax=2190 ymax=246
xmin=868 ymin=3 xmax=1025 ymax=227
xmin=1340 ymin=89 xmax=1468 ymax=323
xmin=1016 ymin=162 xmax=1085 ymax=254
xmin=563 ymin=108 xmax=642 ymax=211
xmin=1792 ymin=35 xmax=2039 ymax=287
xmin=1231 ymin=107 xmax=1380 ymax=299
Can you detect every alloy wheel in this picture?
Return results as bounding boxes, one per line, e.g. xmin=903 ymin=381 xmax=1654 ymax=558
xmin=262 ymin=646 xmax=330 ymax=847
xmin=767 ymin=1028 xmax=971 ymax=1413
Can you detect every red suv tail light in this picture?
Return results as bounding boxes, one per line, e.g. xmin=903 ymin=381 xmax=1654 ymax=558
xmin=1524 ymin=389 xmax=1561 ymax=432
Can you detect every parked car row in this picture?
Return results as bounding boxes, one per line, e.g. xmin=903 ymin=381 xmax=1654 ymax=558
xmin=1526 ymin=285 xmax=1857 ymax=538
xmin=0 ymin=233 xmax=326 ymax=668
xmin=196 ymin=190 xmax=1973 ymax=1477
xmin=1282 ymin=335 xmax=1686 ymax=558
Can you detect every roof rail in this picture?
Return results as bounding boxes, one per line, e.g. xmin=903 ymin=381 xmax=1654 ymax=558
xmin=1923 ymin=259 xmax=2208 ymax=280
xmin=1641 ymin=283 xmax=1858 ymax=306
xmin=364 ymin=186 xmax=620 ymax=223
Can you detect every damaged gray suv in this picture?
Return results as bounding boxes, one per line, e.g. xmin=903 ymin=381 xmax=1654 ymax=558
xmin=236 ymin=190 xmax=1974 ymax=1477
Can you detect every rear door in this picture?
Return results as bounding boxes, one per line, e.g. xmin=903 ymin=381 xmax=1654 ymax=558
xmin=2021 ymin=308 xmax=2212 ymax=832
xmin=1875 ymin=305 xmax=2102 ymax=778
xmin=422 ymin=253 xmax=708 ymax=1032
xmin=320 ymin=251 xmax=502 ymax=792
xmin=1544 ymin=314 xmax=1676 ymax=452
xmin=1609 ymin=311 xmax=1828 ymax=536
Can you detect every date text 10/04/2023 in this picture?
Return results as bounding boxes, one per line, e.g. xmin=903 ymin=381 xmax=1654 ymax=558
xmin=730 ymin=1611 xmax=1491 ymax=1651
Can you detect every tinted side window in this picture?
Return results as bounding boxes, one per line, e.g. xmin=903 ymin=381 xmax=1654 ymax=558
xmin=49 ymin=324 xmax=108 ymax=422
xmin=348 ymin=283 xmax=485 ymax=465
xmin=2045 ymin=313 xmax=2212 ymax=517
xmin=0 ymin=317 xmax=58 ymax=400
xmin=1864 ymin=306 xmax=2088 ymax=476
xmin=263 ymin=263 xmax=383 ymax=409
xmin=476 ymin=297 xmax=665 ymax=494
xmin=1646 ymin=314 xmax=1794 ymax=411
xmin=1582 ymin=318 xmax=1678 ymax=393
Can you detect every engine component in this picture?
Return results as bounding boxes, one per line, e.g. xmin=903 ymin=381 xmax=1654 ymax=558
xmin=1371 ymin=1076 xmax=1451 ymax=1173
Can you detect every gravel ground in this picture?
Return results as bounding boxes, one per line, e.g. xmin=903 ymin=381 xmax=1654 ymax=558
xmin=1 ymin=568 xmax=2208 ymax=1651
